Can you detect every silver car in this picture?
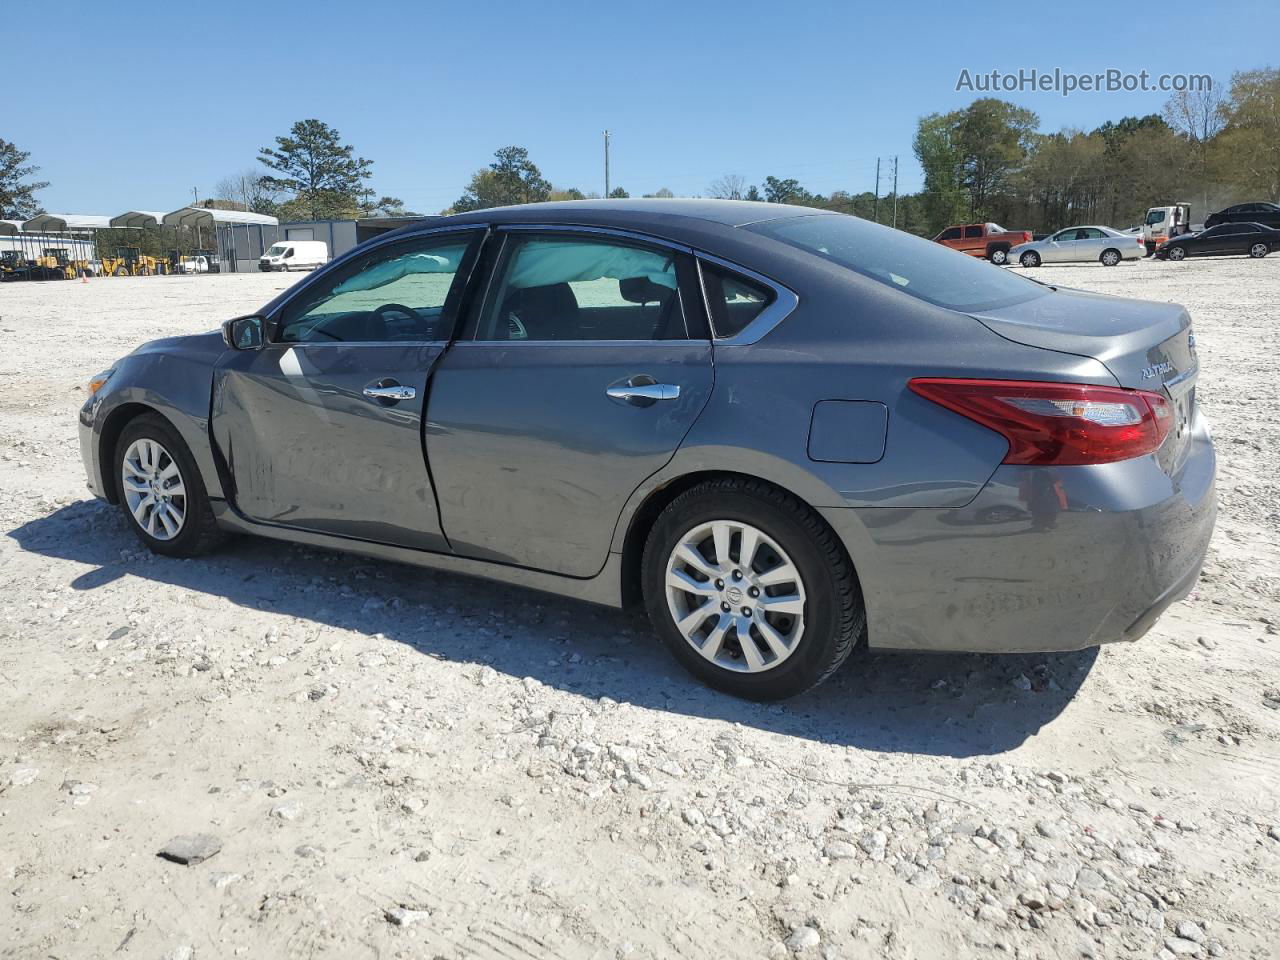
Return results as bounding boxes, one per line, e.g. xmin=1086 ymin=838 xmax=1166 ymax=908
xmin=1011 ymin=225 xmax=1146 ymax=267
xmin=78 ymin=200 xmax=1216 ymax=700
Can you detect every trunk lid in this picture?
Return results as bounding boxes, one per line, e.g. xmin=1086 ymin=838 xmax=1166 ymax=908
xmin=970 ymin=286 xmax=1199 ymax=466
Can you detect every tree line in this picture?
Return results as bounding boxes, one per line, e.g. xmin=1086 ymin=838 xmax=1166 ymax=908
xmin=3 ymin=65 xmax=1276 ymax=236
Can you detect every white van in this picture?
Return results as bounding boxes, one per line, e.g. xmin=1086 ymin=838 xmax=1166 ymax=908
xmin=259 ymin=240 xmax=328 ymax=272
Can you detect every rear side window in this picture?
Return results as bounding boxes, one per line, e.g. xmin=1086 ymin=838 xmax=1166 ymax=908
xmin=699 ymin=263 xmax=774 ymax=339
xmin=475 ymin=235 xmax=687 ymax=341
xmin=963 ymin=225 xmax=983 ymax=238
xmin=749 ymin=214 xmax=1048 ymax=312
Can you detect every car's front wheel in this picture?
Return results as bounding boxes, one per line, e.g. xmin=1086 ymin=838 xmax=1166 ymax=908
xmin=1100 ymin=248 xmax=1121 ymax=266
xmin=1020 ymin=251 xmax=1041 ymax=267
xmin=1167 ymin=246 xmax=1187 ymax=261
xmin=115 ymin=414 xmax=225 ymax=557
xmin=642 ymin=478 xmax=864 ymax=700
xmin=1249 ymin=242 xmax=1269 ymax=258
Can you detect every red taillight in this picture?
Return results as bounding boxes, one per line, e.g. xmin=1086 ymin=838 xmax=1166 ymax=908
xmin=908 ymin=378 xmax=1174 ymax=465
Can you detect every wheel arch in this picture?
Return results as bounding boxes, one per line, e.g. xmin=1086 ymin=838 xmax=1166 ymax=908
xmin=617 ymin=469 xmax=861 ymax=614
xmin=98 ymin=402 xmax=166 ymax=503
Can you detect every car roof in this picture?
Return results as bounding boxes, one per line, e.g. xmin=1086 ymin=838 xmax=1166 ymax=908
xmin=440 ymin=198 xmax=828 ymax=228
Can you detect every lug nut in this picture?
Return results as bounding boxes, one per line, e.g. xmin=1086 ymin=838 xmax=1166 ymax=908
xmin=741 ymin=607 xmax=752 ymax=617
xmin=720 ymin=602 xmax=730 ymax=612
xmin=748 ymin=586 xmax=759 ymax=598
xmin=715 ymin=579 xmax=724 ymax=589
xmin=732 ymin=570 xmax=743 ymax=581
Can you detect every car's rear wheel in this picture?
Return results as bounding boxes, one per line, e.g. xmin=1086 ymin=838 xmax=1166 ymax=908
xmin=642 ymin=478 xmax=864 ymax=700
xmin=988 ymin=248 xmax=1008 ymax=265
xmin=1249 ymin=242 xmax=1268 ymax=258
xmin=115 ymin=414 xmax=225 ymax=557
xmin=1100 ymin=248 xmax=1121 ymax=266
xmin=1020 ymin=251 xmax=1041 ymax=267
xmin=1167 ymin=246 xmax=1187 ymax=261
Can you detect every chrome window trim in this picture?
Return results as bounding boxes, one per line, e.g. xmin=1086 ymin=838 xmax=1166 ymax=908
xmin=694 ymin=252 xmax=799 ymax=346
xmin=266 ymin=340 xmax=450 ymax=349
xmin=449 ymin=338 xmax=708 ymax=348
xmin=497 ymin=222 xmax=694 ymax=254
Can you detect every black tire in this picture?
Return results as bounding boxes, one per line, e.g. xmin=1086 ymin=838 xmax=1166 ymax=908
xmin=1100 ymin=248 xmax=1121 ymax=266
xmin=1020 ymin=251 xmax=1041 ymax=268
xmin=1249 ymin=243 xmax=1268 ymax=259
xmin=988 ymin=247 xmax=1009 ymax=265
xmin=114 ymin=413 xmax=225 ymax=557
xmin=641 ymin=477 xmax=864 ymax=700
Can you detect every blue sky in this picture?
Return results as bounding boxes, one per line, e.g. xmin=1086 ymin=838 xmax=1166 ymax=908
xmin=10 ymin=0 xmax=1278 ymax=215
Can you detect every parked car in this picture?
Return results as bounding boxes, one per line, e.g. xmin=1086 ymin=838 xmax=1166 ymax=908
xmin=79 ymin=200 xmax=1216 ymax=700
xmin=1010 ymin=226 xmax=1145 ymax=267
xmin=1154 ymin=221 xmax=1280 ymax=261
xmin=932 ymin=222 xmax=1032 ymax=264
xmin=176 ymin=255 xmax=209 ymax=274
xmin=1204 ymin=201 xmax=1280 ymax=230
xmin=258 ymin=240 xmax=329 ymax=272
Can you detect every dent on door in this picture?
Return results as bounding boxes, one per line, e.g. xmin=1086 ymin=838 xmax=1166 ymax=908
xmin=211 ymin=342 xmax=449 ymax=550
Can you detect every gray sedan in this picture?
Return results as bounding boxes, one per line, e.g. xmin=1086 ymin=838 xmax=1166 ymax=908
xmin=79 ymin=200 xmax=1216 ymax=700
xmin=1011 ymin=225 xmax=1146 ymax=267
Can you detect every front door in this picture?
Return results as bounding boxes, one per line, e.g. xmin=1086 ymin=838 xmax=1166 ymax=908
xmin=211 ymin=229 xmax=483 ymax=550
xmin=426 ymin=229 xmax=714 ymax=577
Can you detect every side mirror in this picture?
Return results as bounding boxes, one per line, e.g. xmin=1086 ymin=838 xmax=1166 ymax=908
xmin=222 ymin=314 xmax=266 ymax=350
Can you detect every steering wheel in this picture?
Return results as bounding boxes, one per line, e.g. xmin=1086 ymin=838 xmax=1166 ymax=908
xmin=374 ymin=302 xmax=423 ymax=323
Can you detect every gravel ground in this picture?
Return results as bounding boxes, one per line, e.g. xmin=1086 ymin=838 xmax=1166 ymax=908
xmin=1 ymin=259 xmax=1278 ymax=960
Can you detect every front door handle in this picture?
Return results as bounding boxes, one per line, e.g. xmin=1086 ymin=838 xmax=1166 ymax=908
xmin=363 ymin=379 xmax=416 ymax=404
xmin=606 ymin=381 xmax=681 ymax=406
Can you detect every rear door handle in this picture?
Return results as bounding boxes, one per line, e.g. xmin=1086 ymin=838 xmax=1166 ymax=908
xmin=363 ymin=379 xmax=416 ymax=404
xmin=606 ymin=382 xmax=680 ymax=406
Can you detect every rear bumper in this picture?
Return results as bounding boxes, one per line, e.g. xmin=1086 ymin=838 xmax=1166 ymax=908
xmin=823 ymin=411 xmax=1216 ymax=653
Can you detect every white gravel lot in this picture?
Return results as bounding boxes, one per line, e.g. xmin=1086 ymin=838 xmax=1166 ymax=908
xmin=1 ymin=259 xmax=1278 ymax=960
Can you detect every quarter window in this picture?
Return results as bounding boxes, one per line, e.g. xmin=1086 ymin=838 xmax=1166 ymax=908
xmin=476 ymin=235 xmax=686 ymax=341
xmin=699 ymin=263 xmax=774 ymax=339
xmin=275 ymin=234 xmax=474 ymax=343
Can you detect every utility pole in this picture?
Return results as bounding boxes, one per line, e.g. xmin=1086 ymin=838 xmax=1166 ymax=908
xmin=873 ymin=158 xmax=880 ymax=223
xmin=891 ymin=156 xmax=899 ymax=229
xmin=192 ymin=186 xmax=199 ymax=207
xmin=603 ymin=130 xmax=611 ymax=198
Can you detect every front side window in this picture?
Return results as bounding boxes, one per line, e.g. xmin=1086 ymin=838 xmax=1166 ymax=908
xmin=475 ymin=235 xmax=685 ymax=341
xmin=1145 ymin=210 xmax=1166 ymax=225
xmin=750 ymin=213 xmax=1048 ymax=313
xmin=266 ymin=244 xmax=287 ymax=257
xmin=275 ymin=233 xmax=475 ymax=343
xmin=937 ymin=227 xmax=962 ymax=241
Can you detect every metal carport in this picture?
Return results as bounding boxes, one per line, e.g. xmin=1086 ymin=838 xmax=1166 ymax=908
xmin=162 ymin=207 xmax=279 ymax=273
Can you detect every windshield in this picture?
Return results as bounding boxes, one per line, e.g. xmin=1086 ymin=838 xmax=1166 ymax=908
xmin=266 ymin=244 xmax=288 ymax=257
xmin=748 ymin=214 xmax=1049 ymax=312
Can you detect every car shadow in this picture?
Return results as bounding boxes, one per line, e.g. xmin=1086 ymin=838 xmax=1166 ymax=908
xmin=10 ymin=500 xmax=1098 ymax=758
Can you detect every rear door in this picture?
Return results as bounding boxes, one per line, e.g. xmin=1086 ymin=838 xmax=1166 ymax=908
xmin=962 ymin=224 xmax=984 ymax=255
xmin=425 ymin=228 xmax=714 ymax=577
xmin=211 ymin=228 xmax=484 ymax=550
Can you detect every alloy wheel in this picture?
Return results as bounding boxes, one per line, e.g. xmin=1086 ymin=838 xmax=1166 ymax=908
xmin=1250 ymin=243 xmax=1268 ymax=258
xmin=1021 ymin=252 xmax=1039 ymax=267
xmin=121 ymin=438 xmax=187 ymax=541
xmin=990 ymin=249 xmax=1007 ymax=265
xmin=1101 ymin=250 xmax=1120 ymax=266
xmin=1168 ymin=246 xmax=1186 ymax=261
xmin=664 ymin=519 xmax=806 ymax=673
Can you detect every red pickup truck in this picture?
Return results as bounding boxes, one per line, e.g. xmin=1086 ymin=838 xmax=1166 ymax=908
xmin=933 ymin=223 xmax=1033 ymax=265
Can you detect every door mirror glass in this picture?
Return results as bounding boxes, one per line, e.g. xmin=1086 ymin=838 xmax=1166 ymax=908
xmin=222 ymin=314 xmax=265 ymax=350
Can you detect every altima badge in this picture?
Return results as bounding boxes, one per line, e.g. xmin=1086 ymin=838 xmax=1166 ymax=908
xmin=1142 ymin=361 xmax=1175 ymax=380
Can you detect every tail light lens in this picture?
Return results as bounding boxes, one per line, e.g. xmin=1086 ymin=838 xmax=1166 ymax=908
xmin=908 ymin=378 xmax=1174 ymax=465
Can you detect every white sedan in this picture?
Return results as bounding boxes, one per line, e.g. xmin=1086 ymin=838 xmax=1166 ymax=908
xmin=1009 ymin=226 xmax=1146 ymax=267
